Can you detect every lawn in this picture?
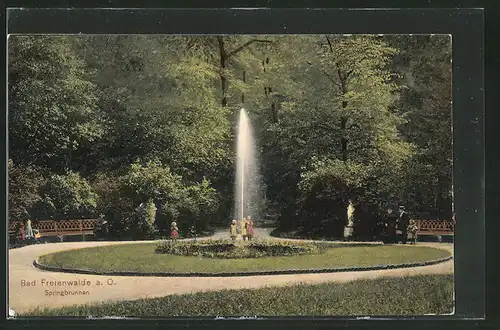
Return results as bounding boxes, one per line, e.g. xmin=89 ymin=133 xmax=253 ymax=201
xmin=25 ymin=275 xmax=454 ymax=316
xmin=37 ymin=243 xmax=451 ymax=274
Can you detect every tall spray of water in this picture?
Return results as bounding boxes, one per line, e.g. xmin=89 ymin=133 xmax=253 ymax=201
xmin=235 ymin=108 xmax=261 ymax=222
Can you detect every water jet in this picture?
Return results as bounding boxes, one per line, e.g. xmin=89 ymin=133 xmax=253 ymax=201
xmin=235 ymin=108 xmax=261 ymax=227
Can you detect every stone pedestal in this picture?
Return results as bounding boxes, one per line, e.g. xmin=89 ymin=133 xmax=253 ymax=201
xmin=344 ymin=226 xmax=353 ymax=238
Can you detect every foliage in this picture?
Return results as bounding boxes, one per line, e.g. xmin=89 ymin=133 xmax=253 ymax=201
xmin=388 ymin=35 xmax=452 ymax=219
xmin=88 ymin=160 xmax=218 ymax=239
xmin=8 ymin=159 xmax=45 ymax=221
xmin=8 ymin=35 xmax=452 ymax=235
xmin=129 ymin=199 xmax=159 ymax=239
xmin=251 ymin=36 xmax=416 ymax=236
xmin=92 ymin=173 xmax=134 ymax=237
xmin=123 ymin=160 xmax=219 ymax=234
xmin=8 ymin=36 xmax=101 ymax=172
xmin=25 ymin=275 xmax=454 ymax=316
xmin=32 ymin=171 xmax=98 ymax=220
xmin=154 ymin=239 xmax=330 ymax=258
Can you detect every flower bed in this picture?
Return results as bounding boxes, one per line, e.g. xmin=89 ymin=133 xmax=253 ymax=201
xmin=154 ymin=239 xmax=331 ymax=259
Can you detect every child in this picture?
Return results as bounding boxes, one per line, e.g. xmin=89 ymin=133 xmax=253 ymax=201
xmin=230 ymin=220 xmax=237 ymax=242
xmin=241 ymin=217 xmax=248 ymax=241
xmin=407 ymin=219 xmax=418 ymax=244
xmin=246 ymin=216 xmax=254 ymax=241
xmin=170 ymin=221 xmax=179 ymax=240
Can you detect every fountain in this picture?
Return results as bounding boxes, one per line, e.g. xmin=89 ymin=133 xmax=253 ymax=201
xmin=235 ymin=108 xmax=261 ymax=225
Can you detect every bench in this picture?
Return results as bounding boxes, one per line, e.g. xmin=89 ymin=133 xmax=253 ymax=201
xmin=414 ymin=219 xmax=454 ymax=240
xmin=8 ymin=219 xmax=98 ymax=241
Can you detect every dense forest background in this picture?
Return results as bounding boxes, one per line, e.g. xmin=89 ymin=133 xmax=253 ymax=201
xmin=8 ymin=34 xmax=452 ymax=239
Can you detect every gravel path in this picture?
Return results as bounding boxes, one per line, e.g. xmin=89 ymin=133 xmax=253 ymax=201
xmin=8 ymin=228 xmax=454 ymax=314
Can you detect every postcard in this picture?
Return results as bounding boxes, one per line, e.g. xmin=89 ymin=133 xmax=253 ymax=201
xmin=8 ymin=33 xmax=455 ymax=318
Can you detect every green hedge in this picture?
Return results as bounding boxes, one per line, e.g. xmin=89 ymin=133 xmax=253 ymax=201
xmin=154 ymin=239 xmax=331 ymax=259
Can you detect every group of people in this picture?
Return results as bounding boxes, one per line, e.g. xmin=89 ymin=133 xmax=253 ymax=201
xmin=380 ymin=206 xmax=418 ymax=244
xmin=230 ymin=216 xmax=255 ymax=241
xmin=168 ymin=216 xmax=255 ymax=241
xmin=13 ymin=219 xmax=40 ymax=243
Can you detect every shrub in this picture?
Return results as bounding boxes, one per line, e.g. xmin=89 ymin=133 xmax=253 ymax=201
xmin=31 ymin=171 xmax=98 ymax=220
xmin=124 ymin=160 xmax=219 ymax=235
xmin=154 ymin=239 xmax=331 ymax=259
xmin=91 ymin=161 xmax=219 ymax=239
xmin=128 ymin=199 xmax=159 ymax=239
xmin=92 ymin=173 xmax=134 ymax=239
xmin=8 ymin=159 xmax=45 ymax=221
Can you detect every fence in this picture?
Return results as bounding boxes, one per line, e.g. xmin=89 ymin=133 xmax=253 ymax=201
xmin=415 ymin=219 xmax=454 ymax=236
xmin=8 ymin=219 xmax=98 ymax=238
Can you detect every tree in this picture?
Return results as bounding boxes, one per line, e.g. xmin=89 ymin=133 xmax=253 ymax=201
xmin=119 ymin=160 xmax=218 ymax=236
xmin=8 ymin=159 xmax=45 ymax=221
xmin=8 ymin=36 xmax=101 ymax=172
xmin=76 ymin=36 xmax=233 ymax=179
xmin=7 ymin=34 xmax=452 ymax=237
xmin=130 ymin=199 xmax=159 ymax=239
xmin=215 ymin=36 xmax=272 ymax=107
xmin=388 ymin=35 xmax=452 ymax=219
xmin=32 ymin=172 xmax=98 ymax=220
xmin=253 ymin=35 xmax=413 ymax=237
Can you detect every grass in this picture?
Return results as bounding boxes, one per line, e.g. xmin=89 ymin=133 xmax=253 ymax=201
xmin=37 ymin=242 xmax=451 ymax=274
xmin=24 ymin=274 xmax=454 ymax=316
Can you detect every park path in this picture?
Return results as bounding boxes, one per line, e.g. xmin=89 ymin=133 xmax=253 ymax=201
xmin=9 ymin=228 xmax=453 ymax=315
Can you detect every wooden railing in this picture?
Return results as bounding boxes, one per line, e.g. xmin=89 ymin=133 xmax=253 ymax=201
xmin=415 ymin=219 xmax=454 ymax=236
xmin=8 ymin=219 xmax=98 ymax=237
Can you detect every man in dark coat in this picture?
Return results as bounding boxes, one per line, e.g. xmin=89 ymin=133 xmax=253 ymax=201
xmin=382 ymin=208 xmax=398 ymax=243
xmin=398 ymin=206 xmax=410 ymax=244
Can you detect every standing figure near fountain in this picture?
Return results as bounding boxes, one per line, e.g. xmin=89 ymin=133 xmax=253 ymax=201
xmin=230 ymin=220 xmax=237 ymax=242
xmin=26 ymin=219 xmax=34 ymax=239
xmin=241 ymin=217 xmax=248 ymax=241
xmin=246 ymin=216 xmax=255 ymax=241
xmin=170 ymin=221 xmax=179 ymax=241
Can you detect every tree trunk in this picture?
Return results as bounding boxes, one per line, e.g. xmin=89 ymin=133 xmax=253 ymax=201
xmin=437 ymin=175 xmax=442 ymax=220
xmin=217 ymin=36 xmax=273 ymax=108
xmin=217 ymin=36 xmax=228 ymax=107
xmin=340 ymin=116 xmax=348 ymax=162
xmin=263 ymin=56 xmax=278 ymax=123
xmin=339 ymin=73 xmax=349 ymax=162
xmin=241 ymin=70 xmax=246 ymax=104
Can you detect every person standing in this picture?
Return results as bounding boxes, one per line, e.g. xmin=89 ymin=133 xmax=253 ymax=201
xmin=170 ymin=221 xmax=179 ymax=240
xmin=230 ymin=220 xmax=237 ymax=242
xmin=407 ymin=219 xmax=418 ymax=244
xmin=19 ymin=223 xmax=26 ymax=241
xmin=383 ymin=208 xmax=398 ymax=243
xmin=246 ymin=216 xmax=254 ymax=241
xmin=241 ymin=217 xmax=248 ymax=241
xmin=398 ymin=206 xmax=410 ymax=244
